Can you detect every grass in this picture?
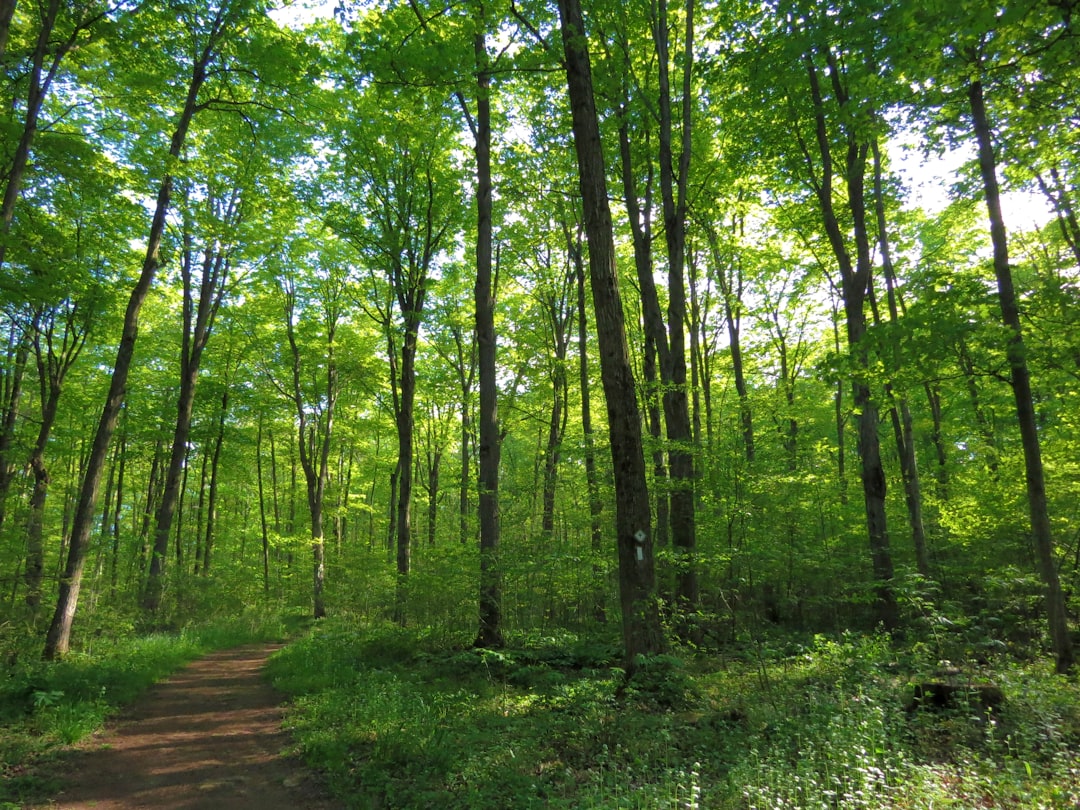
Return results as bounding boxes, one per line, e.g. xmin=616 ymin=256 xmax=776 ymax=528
xmin=0 ymin=607 xmax=296 ymax=807
xmin=267 ymin=620 xmax=1080 ymax=809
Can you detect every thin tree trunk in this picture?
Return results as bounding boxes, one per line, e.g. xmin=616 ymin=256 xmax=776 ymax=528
xmin=0 ymin=324 xmax=30 ymax=536
xmin=969 ymin=76 xmax=1073 ymax=673
xmin=202 ymin=384 xmax=228 ymax=575
xmin=558 ymin=0 xmax=665 ymax=670
xmin=257 ymin=415 xmax=271 ymax=593
xmin=110 ymin=427 xmax=125 ymax=598
xmin=468 ymin=17 xmax=503 ymax=648
xmin=706 ymin=223 xmax=753 ymax=462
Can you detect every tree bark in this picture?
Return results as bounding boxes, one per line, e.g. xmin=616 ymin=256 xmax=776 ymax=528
xmin=558 ymin=0 xmax=665 ymax=670
xmin=969 ymin=77 xmax=1074 ymax=673
xmin=469 ymin=18 xmax=503 ymax=648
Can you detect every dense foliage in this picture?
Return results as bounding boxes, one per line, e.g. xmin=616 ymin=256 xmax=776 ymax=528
xmin=0 ymin=0 xmax=1078 ymax=804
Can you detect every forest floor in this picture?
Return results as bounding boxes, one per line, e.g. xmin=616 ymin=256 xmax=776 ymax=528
xmin=26 ymin=643 xmax=341 ymax=810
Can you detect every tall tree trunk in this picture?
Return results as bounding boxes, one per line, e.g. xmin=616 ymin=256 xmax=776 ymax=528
xmin=0 ymin=0 xmax=16 ymax=62
xmin=0 ymin=0 xmax=60 ymax=269
xmin=426 ymin=442 xmax=440 ymax=547
xmin=451 ymin=324 xmax=475 ymax=545
xmin=0 ymin=324 xmax=30 ymax=536
xmin=394 ymin=329 xmax=417 ymax=626
xmin=654 ymin=0 xmax=698 ymax=617
xmin=202 ymin=384 xmax=228 ymax=575
xmin=43 ymin=26 xmax=217 ymax=659
xmin=558 ymin=0 xmax=665 ymax=670
xmin=923 ymin=381 xmax=949 ymax=500
xmin=540 ymin=272 xmax=572 ymax=539
xmin=110 ymin=426 xmax=126 ymax=599
xmin=282 ymin=279 xmax=337 ymax=621
xmin=969 ymin=77 xmax=1074 ymax=673
xmin=616 ymin=99 xmax=670 ymax=557
xmin=803 ymin=54 xmax=896 ymax=630
xmin=469 ymin=18 xmax=503 ymax=648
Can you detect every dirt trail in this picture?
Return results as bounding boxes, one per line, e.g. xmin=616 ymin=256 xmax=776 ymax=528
xmin=32 ymin=643 xmax=341 ymax=810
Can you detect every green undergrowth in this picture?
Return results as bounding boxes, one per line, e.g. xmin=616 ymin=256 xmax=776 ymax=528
xmin=0 ymin=608 xmax=296 ymax=807
xmin=268 ymin=619 xmax=1080 ymax=809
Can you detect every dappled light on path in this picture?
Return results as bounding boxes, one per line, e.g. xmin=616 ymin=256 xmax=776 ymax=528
xmin=36 ymin=644 xmax=339 ymax=810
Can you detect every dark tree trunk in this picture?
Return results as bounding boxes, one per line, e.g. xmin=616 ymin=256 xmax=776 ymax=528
xmin=0 ymin=325 xmax=30 ymax=537
xmin=969 ymin=77 xmax=1074 ymax=673
xmin=0 ymin=0 xmax=16 ymax=62
xmin=202 ymin=385 xmax=228 ymax=575
xmin=469 ymin=19 xmax=503 ymax=648
xmin=257 ymin=415 xmax=271 ymax=593
xmin=558 ymin=0 xmax=665 ymax=670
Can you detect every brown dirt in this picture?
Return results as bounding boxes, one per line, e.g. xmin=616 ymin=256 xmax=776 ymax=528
xmin=31 ymin=643 xmax=343 ymax=810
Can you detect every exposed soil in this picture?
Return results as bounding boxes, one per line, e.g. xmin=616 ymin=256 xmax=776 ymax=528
xmin=31 ymin=643 xmax=342 ymax=810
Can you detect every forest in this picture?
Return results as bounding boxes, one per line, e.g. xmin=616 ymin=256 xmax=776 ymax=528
xmin=1 ymin=0 xmax=1079 ymax=807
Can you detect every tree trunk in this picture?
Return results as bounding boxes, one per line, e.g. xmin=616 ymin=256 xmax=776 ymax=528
xmin=803 ymin=54 xmax=896 ymax=630
xmin=471 ymin=20 xmax=503 ymax=648
xmin=969 ymin=77 xmax=1074 ymax=673
xmin=394 ymin=329 xmax=417 ymax=626
xmin=257 ymin=415 xmax=271 ymax=593
xmin=0 ymin=324 xmax=29 ymax=536
xmin=202 ymin=385 xmax=228 ymax=575
xmin=654 ymin=0 xmax=698 ymax=618
xmin=0 ymin=0 xmax=61 ymax=269
xmin=706 ymin=223 xmax=754 ymax=462
xmin=558 ymin=0 xmax=665 ymax=670
xmin=0 ymin=0 xmax=16 ymax=62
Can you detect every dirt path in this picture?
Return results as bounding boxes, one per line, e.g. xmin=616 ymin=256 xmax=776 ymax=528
xmin=32 ymin=644 xmax=342 ymax=810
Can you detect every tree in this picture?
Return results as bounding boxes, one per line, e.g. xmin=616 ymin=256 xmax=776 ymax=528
xmin=325 ymin=82 xmax=461 ymax=625
xmin=557 ymin=0 xmax=665 ymax=669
